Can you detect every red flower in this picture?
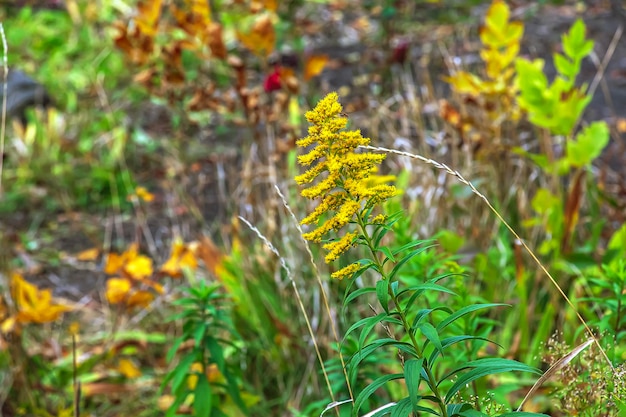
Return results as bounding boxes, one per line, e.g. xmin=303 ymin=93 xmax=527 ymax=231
xmin=264 ymin=66 xmax=282 ymax=92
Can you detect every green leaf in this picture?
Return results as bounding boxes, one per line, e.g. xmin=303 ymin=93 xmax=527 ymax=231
xmin=418 ymin=322 xmax=443 ymax=355
xmin=344 ymin=313 xmax=388 ymax=343
xmin=170 ymin=353 xmax=197 ymax=395
xmin=344 ymin=286 xmax=376 ymax=307
xmin=392 ymin=240 xmax=432 ymax=256
xmin=194 ymin=373 xmax=212 ymax=417
xmin=566 ymin=121 xmax=610 ymax=167
xmin=389 ymin=245 xmax=437 ymax=280
xmin=553 ymin=53 xmax=575 ymax=82
xmin=390 ymin=397 xmax=413 ymax=417
xmin=458 ymin=409 xmax=489 ymax=417
xmin=437 ymin=304 xmax=508 ymax=332
xmin=429 ymin=335 xmax=499 ymax=365
xmin=165 ymin=336 xmax=186 ymax=364
xmin=448 ymin=403 xmax=480 ymax=416
xmin=378 ymin=245 xmax=396 ymax=263
xmin=404 ymin=358 xmax=424 ymax=413
xmin=193 ymin=322 xmax=207 ymax=347
xmin=377 ymin=280 xmax=390 ymax=313
xmin=353 ymin=373 xmax=404 ymax=417
xmin=563 ymin=19 xmax=593 ymax=60
xmin=495 ymin=413 xmax=550 ymax=417
xmin=443 ymin=359 xmax=541 ymax=403
xmin=359 ymin=314 xmax=402 ymax=352
xmin=348 ymin=339 xmax=417 ymax=386
xmin=206 ymin=337 xmax=225 ymax=371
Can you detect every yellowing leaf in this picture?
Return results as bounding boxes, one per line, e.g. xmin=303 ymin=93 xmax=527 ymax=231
xmin=254 ymin=0 xmax=278 ymax=12
xmin=158 ymin=395 xmax=175 ymax=411
xmin=186 ymin=0 xmax=211 ymax=20
xmin=126 ymin=290 xmax=155 ymax=308
xmin=125 ymin=254 xmax=154 ymax=279
xmin=69 ymin=321 xmax=80 ymax=336
xmin=118 ymin=358 xmax=142 ymax=379
xmin=76 ymin=247 xmax=100 ymax=261
xmin=1 ymin=316 xmax=16 ymax=334
xmin=106 ymin=278 xmax=132 ymax=304
xmin=187 ymin=362 xmax=204 ymax=390
xmin=237 ymin=14 xmax=275 ymax=57
xmin=134 ymin=186 xmax=155 ymax=202
xmin=160 ymin=239 xmax=198 ymax=278
xmin=445 ymin=72 xmax=484 ymax=96
xmin=135 ymin=0 xmax=163 ymax=37
xmin=11 ymin=273 xmax=72 ymax=324
xmin=304 ymin=55 xmax=328 ymax=81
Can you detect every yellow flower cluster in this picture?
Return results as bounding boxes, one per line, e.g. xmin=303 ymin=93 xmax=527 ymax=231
xmin=296 ymin=93 xmax=397 ymax=279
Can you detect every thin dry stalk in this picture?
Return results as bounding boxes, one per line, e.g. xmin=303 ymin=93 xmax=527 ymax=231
xmin=274 ymin=184 xmax=354 ymax=402
xmin=584 ymin=24 xmax=623 ymax=131
xmin=516 ymin=338 xmax=594 ymax=411
xmin=361 ymin=145 xmax=614 ymax=370
xmin=238 ymin=216 xmax=338 ymax=411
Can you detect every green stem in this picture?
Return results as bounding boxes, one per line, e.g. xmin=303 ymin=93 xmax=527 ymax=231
xmin=356 ymin=214 xmax=449 ymax=417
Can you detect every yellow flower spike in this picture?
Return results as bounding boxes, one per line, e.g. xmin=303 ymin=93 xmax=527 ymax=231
xmin=323 ymin=232 xmax=358 ymax=263
xmin=331 ymin=262 xmax=361 ymax=280
xmin=296 ymin=93 xmax=397 ymax=275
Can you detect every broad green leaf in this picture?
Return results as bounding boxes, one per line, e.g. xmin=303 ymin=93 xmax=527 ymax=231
xmin=566 ymin=121 xmax=609 ymax=167
xmin=194 ymin=373 xmax=212 ymax=417
xmin=553 ymin=53 xmax=575 ymax=82
xmin=404 ymin=358 xmax=424 ymax=413
xmin=353 ymin=373 xmax=404 ymax=417
xmin=563 ymin=19 xmax=593 ymax=60
xmin=437 ymin=304 xmax=508 ymax=332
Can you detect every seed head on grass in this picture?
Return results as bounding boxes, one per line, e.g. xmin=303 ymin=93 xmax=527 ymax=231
xmin=296 ymin=92 xmax=397 ymax=279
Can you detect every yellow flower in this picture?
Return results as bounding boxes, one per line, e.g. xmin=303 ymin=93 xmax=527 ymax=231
xmin=323 ymin=232 xmax=358 ymax=263
xmin=296 ymin=92 xmax=397 ymax=273
xmin=331 ymin=262 xmax=361 ymax=280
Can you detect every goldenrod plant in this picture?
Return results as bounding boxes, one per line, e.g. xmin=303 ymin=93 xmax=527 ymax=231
xmin=296 ymin=93 xmax=545 ymax=417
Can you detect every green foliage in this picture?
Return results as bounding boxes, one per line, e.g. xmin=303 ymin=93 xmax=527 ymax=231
xmin=516 ymin=19 xmax=593 ymax=136
xmin=0 ymin=5 xmax=142 ymax=211
xmin=162 ymin=279 xmax=249 ymax=417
